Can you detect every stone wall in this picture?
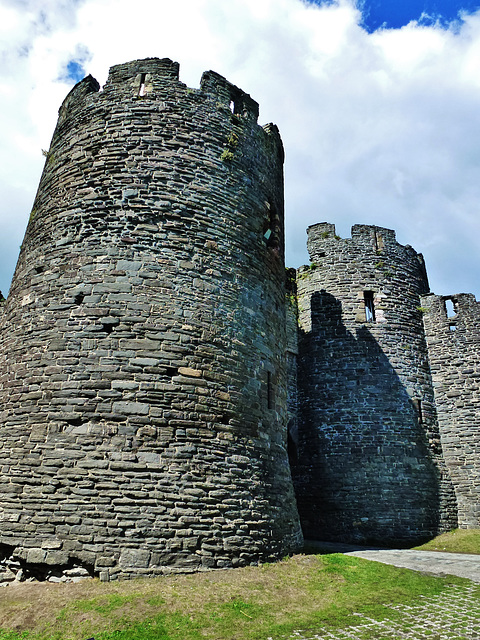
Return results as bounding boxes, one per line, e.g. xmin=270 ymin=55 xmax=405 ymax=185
xmin=0 ymin=58 xmax=302 ymax=580
xmin=293 ymin=223 xmax=457 ymax=544
xmin=421 ymin=292 xmax=480 ymax=528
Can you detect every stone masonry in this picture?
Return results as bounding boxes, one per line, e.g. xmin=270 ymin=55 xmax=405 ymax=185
xmin=291 ymin=223 xmax=457 ymax=544
xmin=0 ymin=58 xmax=302 ymax=581
xmin=421 ymin=293 xmax=480 ymax=528
xmin=0 ymin=58 xmax=478 ymax=583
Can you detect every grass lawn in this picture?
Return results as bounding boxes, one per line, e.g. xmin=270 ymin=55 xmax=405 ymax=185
xmin=0 ymin=549 xmax=474 ymax=640
xmin=414 ymin=528 xmax=480 ymax=554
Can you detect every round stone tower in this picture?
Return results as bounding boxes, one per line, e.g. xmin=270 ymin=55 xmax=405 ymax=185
xmin=0 ymin=58 xmax=302 ymax=580
xmin=293 ymin=223 xmax=457 ymax=545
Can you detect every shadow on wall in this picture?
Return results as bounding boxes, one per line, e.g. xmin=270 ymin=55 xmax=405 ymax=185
xmin=293 ymin=290 xmax=443 ymax=546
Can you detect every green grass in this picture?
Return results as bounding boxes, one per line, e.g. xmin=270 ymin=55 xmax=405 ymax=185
xmin=414 ymin=529 xmax=480 ymax=554
xmin=0 ymin=553 xmax=473 ymax=640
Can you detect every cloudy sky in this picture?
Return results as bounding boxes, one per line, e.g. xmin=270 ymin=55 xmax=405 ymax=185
xmin=1 ymin=0 xmax=480 ymax=298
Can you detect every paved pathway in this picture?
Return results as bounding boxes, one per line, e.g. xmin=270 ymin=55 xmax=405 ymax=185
xmin=281 ymin=542 xmax=480 ymax=640
xmin=285 ymin=584 xmax=480 ymax=640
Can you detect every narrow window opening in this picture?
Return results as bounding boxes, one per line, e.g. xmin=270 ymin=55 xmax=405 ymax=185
xmin=375 ymin=232 xmax=384 ymax=252
xmin=267 ymin=371 xmax=274 ymax=410
xmin=229 ymin=100 xmax=235 ymax=113
xmin=165 ymin=366 xmax=177 ymax=377
xmin=287 ymin=420 xmax=298 ymax=465
xmin=102 ymin=323 xmax=114 ymax=335
xmin=364 ymin=291 xmax=376 ymax=322
xmin=138 ymin=73 xmax=146 ymax=97
xmin=74 ymin=292 xmax=85 ymax=305
xmin=263 ymin=202 xmax=277 ymax=247
xmin=449 ymin=323 xmax=457 ymax=332
xmin=445 ymin=298 xmax=456 ymax=318
xmin=412 ymin=398 xmax=423 ymax=424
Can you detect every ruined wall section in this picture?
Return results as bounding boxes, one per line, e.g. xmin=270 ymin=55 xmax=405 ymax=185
xmin=294 ymin=223 xmax=457 ymax=544
xmin=421 ymin=292 xmax=480 ymax=528
xmin=0 ymin=58 xmax=302 ymax=580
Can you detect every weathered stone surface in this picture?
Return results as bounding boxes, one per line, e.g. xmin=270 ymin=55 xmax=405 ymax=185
xmin=0 ymin=57 xmax=302 ymax=580
xmin=291 ymin=223 xmax=458 ymax=545
xmin=0 ymin=56 xmax=478 ymax=584
xmin=421 ymin=293 xmax=480 ymax=529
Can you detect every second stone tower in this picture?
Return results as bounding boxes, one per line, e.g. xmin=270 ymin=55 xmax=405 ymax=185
xmin=292 ymin=223 xmax=457 ymax=544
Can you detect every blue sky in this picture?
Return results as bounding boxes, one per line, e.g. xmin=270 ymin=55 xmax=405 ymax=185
xmin=63 ymin=59 xmax=86 ymax=82
xmin=359 ymin=0 xmax=479 ymax=30
xmin=1 ymin=0 xmax=480 ymax=298
xmin=309 ymin=0 xmax=480 ymax=31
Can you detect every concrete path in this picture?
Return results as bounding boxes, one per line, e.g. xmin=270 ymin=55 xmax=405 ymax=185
xmin=306 ymin=540 xmax=480 ymax=582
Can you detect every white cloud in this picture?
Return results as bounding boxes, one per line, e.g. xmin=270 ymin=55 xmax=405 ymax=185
xmin=1 ymin=0 xmax=480 ymax=298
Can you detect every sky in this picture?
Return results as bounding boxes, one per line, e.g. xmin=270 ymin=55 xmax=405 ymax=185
xmin=1 ymin=0 xmax=480 ymax=299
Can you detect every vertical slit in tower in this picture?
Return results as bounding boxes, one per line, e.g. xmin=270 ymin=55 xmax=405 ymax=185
xmin=138 ymin=73 xmax=146 ymax=97
xmin=364 ymin=291 xmax=376 ymax=322
xmin=267 ymin=371 xmax=274 ymax=410
xmin=263 ymin=201 xmax=277 ymax=247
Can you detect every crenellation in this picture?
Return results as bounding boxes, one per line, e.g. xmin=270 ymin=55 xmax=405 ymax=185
xmin=200 ymin=70 xmax=259 ymax=121
xmin=57 ymin=74 xmax=100 ymax=124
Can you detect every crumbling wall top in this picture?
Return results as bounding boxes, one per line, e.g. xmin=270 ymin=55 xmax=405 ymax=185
xmin=200 ymin=70 xmax=259 ymax=121
xmin=58 ymin=74 xmax=100 ymax=121
xmin=106 ymin=57 xmax=180 ymax=84
xmin=306 ymin=222 xmax=412 ymax=263
xmin=57 ymin=58 xmax=261 ymax=128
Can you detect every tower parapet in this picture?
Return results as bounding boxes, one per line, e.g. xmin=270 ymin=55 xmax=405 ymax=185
xmin=293 ymin=223 xmax=457 ymax=544
xmin=0 ymin=59 xmax=302 ymax=580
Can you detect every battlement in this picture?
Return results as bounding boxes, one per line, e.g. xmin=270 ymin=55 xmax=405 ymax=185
xmin=307 ymin=222 xmax=397 ymax=243
xmin=106 ymin=57 xmax=181 ymax=85
xmin=306 ymin=222 xmax=425 ymax=275
xmin=421 ymin=292 xmax=480 ymax=331
xmin=58 ymin=74 xmax=100 ymax=122
xmin=57 ymin=58 xmax=260 ymax=127
xmin=200 ymin=70 xmax=259 ymax=121
xmin=307 ymin=223 xmax=400 ymax=260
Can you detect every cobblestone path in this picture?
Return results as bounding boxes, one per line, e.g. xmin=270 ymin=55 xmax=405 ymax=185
xmin=284 ymin=584 xmax=480 ymax=640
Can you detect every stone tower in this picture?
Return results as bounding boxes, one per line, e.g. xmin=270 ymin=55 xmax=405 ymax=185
xmin=292 ymin=223 xmax=457 ymax=544
xmin=421 ymin=292 xmax=480 ymax=529
xmin=0 ymin=58 xmax=302 ymax=579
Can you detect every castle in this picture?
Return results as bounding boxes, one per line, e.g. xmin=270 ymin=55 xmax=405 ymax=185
xmin=0 ymin=58 xmax=478 ymax=583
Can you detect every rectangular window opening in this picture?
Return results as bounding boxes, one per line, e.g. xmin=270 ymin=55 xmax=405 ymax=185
xmin=263 ymin=201 xmax=278 ymax=248
xmin=364 ymin=291 xmax=376 ymax=322
xmin=413 ymin=398 xmax=423 ymax=424
xmin=445 ymin=298 xmax=456 ymax=318
xmin=374 ymin=231 xmax=384 ymax=252
xmin=138 ymin=73 xmax=146 ymax=97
